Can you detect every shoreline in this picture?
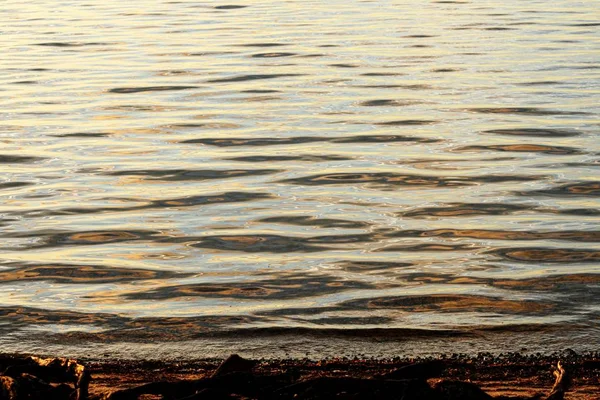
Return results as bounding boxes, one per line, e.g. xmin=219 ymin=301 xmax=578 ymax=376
xmin=2 ymin=351 xmax=598 ymax=399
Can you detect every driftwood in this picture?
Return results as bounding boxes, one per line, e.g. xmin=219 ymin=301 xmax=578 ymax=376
xmin=103 ymin=355 xmax=573 ymax=400
xmin=545 ymin=362 xmax=569 ymax=400
xmin=0 ymin=354 xmax=577 ymax=400
xmin=0 ymin=356 xmax=89 ymax=400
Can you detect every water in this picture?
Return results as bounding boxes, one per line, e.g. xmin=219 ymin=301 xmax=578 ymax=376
xmin=1 ymin=0 xmax=599 ymax=360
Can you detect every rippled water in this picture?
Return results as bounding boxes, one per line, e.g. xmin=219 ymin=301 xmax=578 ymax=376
xmin=1 ymin=0 xmax=599 ymax=359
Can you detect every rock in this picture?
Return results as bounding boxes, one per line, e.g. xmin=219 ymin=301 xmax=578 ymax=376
xmin=211 ymin=354 xmax=257 ymax=378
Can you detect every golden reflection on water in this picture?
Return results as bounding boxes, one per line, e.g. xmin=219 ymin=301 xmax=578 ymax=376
xmin=1 ymin=0 xmax=599 ymax=358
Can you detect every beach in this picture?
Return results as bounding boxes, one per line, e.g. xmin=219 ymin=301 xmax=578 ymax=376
xmin=2 ymin=352 xmax=599 ymax=399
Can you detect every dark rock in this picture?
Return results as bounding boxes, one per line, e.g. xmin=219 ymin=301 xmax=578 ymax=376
xmin=273 ymin=376 xmax=437 ymax=399
xmin=379 ymin=360 xmax=446 ymax=380
xmin=212 ymin=354 xmax=257 ymax=378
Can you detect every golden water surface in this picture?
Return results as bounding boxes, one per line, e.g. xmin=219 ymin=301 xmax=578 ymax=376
xmin=1 ymin=0 xmax=599 ymax=359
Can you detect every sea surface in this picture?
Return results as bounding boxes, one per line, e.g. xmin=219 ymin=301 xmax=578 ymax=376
xmin=1 ymin=0 xmax=599 ymax=360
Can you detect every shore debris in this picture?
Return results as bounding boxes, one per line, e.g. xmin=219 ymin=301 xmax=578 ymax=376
xmin=1 ymin=353 xmax=589 ymax=400
xmin=0 ymin=355 xmax=89 ymax=400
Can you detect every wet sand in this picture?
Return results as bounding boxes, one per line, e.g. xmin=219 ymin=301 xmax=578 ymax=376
xmin=2 ymin=351 xmax=598 ymax=399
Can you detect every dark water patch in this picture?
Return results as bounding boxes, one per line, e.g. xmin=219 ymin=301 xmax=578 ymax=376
xmin=401 ymin=203 xmax=535 ymax=218
xmin=55 ymin=132 xmax=112 ymax=137
xmin=8 ymin=192 xmax=273 ymax=218
xmin=533 ymin=161 xmax=600 ymax=169
xmin=188 ymin=234 xmax=329 ymax=253
xmin=517 ymin=81 xmax=563 ymax=86
xmin=484 ymin=128 xmax=582 ymax=137
xmin=375 ymin=119 xmax=437 ymax=126
xmin=259 ymin=216 xmax=370 ymax=229
xmin=357 ymin=84 xmax=436 ymax=90
xmin=390 ymin=229 xmax=600 ymax=242
xmin=0 ymin=262 xmax=189 ymax=284
xmin=483 ymin=27 xmax=514 ymax=31
xmin=157 ymin=70 xmax=193 ymax=76
xmin=378 ymin=243 xmax=479 ymax=252
xmin=359 ymin=100 xmax=421 ymax=107
xmin=0 ymin=182 xmax=32 ymax=191
xmin=214 ymin=5 xmax=247 ymax=9
xmin=0 ymin=155 xmax=44 ymax=164
xmin=301 ymin=316 xmax=394 ymax=325
xmin=0 ymin=306 xmax=127 ymax=330
xmin=108 ymin=86 xmax=197 ymax=93
xmin=464 ymin=107 xmax=588 ymax=116
xmin=183 ymin=136 xmax=320 ymax=146
xmin=401 ymin=203 xmax=600 ymax=218
xmin=207 ymin=74 xmax=302 ymax=83
xmin=35 ymin=42 xmax=111 ymax=47
xmin=251 ymin=52 xmax=296 ymax=58
xmin=104 ymin=168 xmax=280 ymax=181
xmin=329 ymin=63 xmax=359 ymax=68
xmin=0 ymin=306 xmax=262 ymax=340
xmin=360 ymin=73 xmax=404 ymax=76
xmin=569 ymin=65 xmax=600 ymax=70
xmin=489 ymin=248 xmax=600 ymax=263
xmin=11 ymin=80 xmax=37 ymax=85
xmin=399 ymin=272 xmax=463 ymax=285
xmin=307 ymin=233 xmax=374 ymax=244
xmin=490 ymin=273 xmax=600 ymax=291
xmin=404 ymin=35 xmax=436 ymax=38
xmin=165 ymin=122 xmax=241 ymax=129
xmin=279 ymin=173 xmax=544 ymax=188
xmin=29 ymin=322 xmax=474 ymax=343
xmin=124 ymin=273 xmax=375 ymax=301
xmin=455 ymin=144 xmax=583 ymax=155
xmin=149 ymin=191 xmax=274 ymax=207
xmin=342 ymin=294 xmax=554 ymax=315
xmin=521 ymin=181 xmax=600 ymax=197
xmin=547 ymin=208 xmax=600 ymax=216
xmin=375 ymin=271 xmax=600 ymax=301
xmin=568 ymin=23 xmax=600 ymax=27
xmin=188 ymin=51 xmax=238 ymax=56
xmin=1 ymin=229 xmax=163 ymax=249
xmin=431 ymin=68 xmax=461 ymax=73
xmin=241 ymin=89 xmax=281 ymax=93
xmin=0 ymin=305 xmax=578 ymax=343
xmin=236 ymin=43 xmax=287 ymax=47
xmin=226 ymin=155 xmax=352 ymax=162
xmin=332 ymin=261 xmax=414 ymax=273
xmin=335 ymin=135 xmax=440 ymax=144
xmin=216 ymin=326 xmax=473 ymax=339
xmin=182 ymin=134 xmax=436 ymax=146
